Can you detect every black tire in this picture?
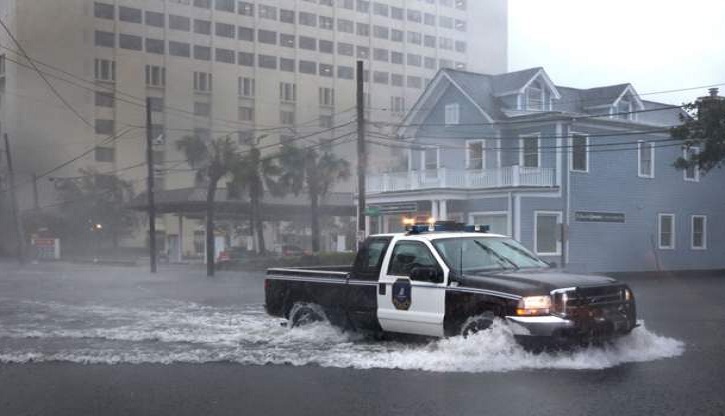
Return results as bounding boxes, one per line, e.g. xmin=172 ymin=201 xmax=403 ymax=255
xmin=460 ymin=312 xmax=495 ymax=338
xmin=289 ymin=304 xmax=323 ymax=328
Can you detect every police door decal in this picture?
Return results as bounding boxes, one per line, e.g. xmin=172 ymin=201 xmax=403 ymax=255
xmin=392 ymin=279 xmax=412 ymax=311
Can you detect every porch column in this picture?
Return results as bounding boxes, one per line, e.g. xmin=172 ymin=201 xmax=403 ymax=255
xmin=431 ymin=200 xmax=439 ymax=219
xmin=177 ymin=215 xmax=184 ymax=262
xmin=439 ymin=200 xmax=448 ymax=221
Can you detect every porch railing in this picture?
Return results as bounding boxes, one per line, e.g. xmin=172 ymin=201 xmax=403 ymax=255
xmin=366 ymin=166 xmax=556 ymax=194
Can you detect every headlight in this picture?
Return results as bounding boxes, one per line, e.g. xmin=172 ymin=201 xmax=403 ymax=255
xmin=622 ymin=287 xmax=633 ymax=301
xmin=516 ymin=295 xmax=552 ymax=316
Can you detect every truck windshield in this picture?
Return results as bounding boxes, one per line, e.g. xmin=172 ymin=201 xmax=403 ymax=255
xmin=432 ymin=237 xmax=549 ymax=275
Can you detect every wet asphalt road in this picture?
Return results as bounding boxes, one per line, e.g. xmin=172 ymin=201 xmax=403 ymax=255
xmin=0 ymin=262 xmax=724 ymax=416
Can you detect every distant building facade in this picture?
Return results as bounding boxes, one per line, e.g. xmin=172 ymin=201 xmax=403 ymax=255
xmin=0 ymin=0 xmax=507 ymax=255
xmin=366 ymin=67 xmax=725 ymax=272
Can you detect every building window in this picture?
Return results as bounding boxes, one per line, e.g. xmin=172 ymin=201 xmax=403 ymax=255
xmin=535 ymin=211 xmax=561 ymax=256
xmin=521 ymin=135 xmax=540 ymax=168
xmin=423 ymin=147 xmax=439 ymax=173
xmin=169 ymin=15 xmax=191 ymax=31
xmin=238 ymin=106 xmax=254 ymax=121
xmin=119 ymin=34 xmax=143 ymax=51
xmin=194 ymin=0 xmax=211 ymax=8
xmin=319 ymin=16 xmax=334 ymax=30
xmin=215 ymin=48 xmax=235 ymax=64
xmin=94 ymin=59 xmax=115 ymax=82
xmin=193 ymin=72 xmax=213 ymax=92
xmin=238 ymin=77 xmax=255 ymax=97
xmin=94 ymin=2 xmax=114 ymax=19
xmin=94 ymin=146 xmax=115 ymax=162
xmin=390 ymin=96 xmax=405 ymax=114
xmin=259 ymin=54 xmax=277 ymax=69
xmin=145 ymin=65 xmax=166 ymax=87
xmin=280 ymin=110 xmax=295 ymax=125
xmin=299 ymin=36 xmax=316 ymax=50
xmin=691 ymin=215 xmax=707 ymax=250
xmin=337 ymin=66 xmax=354 ymax=80
xmin=571 ymin=134 xmax=588 ymax=172
xmin=238 ymin=1 xmax=254 ymax=16
xmin=193 ymin=45 xmax=212 ymax=61
xmin=526 ymin=84 xmax=543 ymax=110
xmin=238 ymin=52 xmax=254 ymax=66
xmin=614 ymin=99 xmax=633 ymax=120
xmin=216 ymin=22 xmax=236 ymax=38
xmin=169 ymin=41 xmax=191 ymax=57
xmin=238 ymin=26 xmax=254 ymax=41
xmin=683 ymin=147 xmax=700 ymax=182
xmin=658 ymin=214 xmax=675 ymax=249
xmin=95 ymin=119 xmax=114 ymax=135
xmin=279 ymin=82 xmax=296 ymax=102
xmin=319 ymin=87 xmax=335 ymax=107
xmin=280 ymin=58 xmax=295 ymax=72
xmin=466 ymin=140 xmax=485 ymax=170
xmin=280 ymin=9 xmax=295 ymax=23
xmin=94 ymin=30 xmax=115 ymax=48
xmin=357 ymin=23 xmax=370 ymax=37
xmin=638 ymin=141 xmax=655 ymax=178
xmin=145 ymin=11 xmax=165 ymax=27
xmin=444 ymin=103 xmax=459 ymax=125
xmin=95 ymin=91 xmax=114 ymax=108
xmin=299 ymin=60 xmax=316 ymax=74
xmin=216 ymin=0 xmax=235 ymax=12
xmin=119 ymin=6 xmax=142 ymax=23
xmin=145 ymin=38 xmax=165 ymax=55
xmin=259 ymin=5 xmax=277 ymax=20
xmin=299 ymin=12 xmax=316 ymax=27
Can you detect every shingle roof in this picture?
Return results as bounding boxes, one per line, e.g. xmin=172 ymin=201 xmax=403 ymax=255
xmin=490 ymin=67 xmax=543 ymax=95
xmin=578 ymin=84 xmax=631 ymax=108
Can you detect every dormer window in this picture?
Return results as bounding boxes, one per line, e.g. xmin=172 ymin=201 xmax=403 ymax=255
xmin=445 ymin=103 xmax=460 ymax=125
xmin=615 ymin=99 xmax=633 ymax=120
xmin=526 ymin=84 xmax=543 ymax=110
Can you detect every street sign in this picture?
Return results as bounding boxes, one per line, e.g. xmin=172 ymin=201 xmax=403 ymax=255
xmin=366 ymin=202 xmax=418 ymax=215
xmin=574 ymin=211 xmax=626 ymax=223
xmin=364 ymin=207 xmax=381 ymax=217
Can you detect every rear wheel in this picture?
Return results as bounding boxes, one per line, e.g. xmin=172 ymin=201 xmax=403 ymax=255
xmin=289 ymin=304 xmax=323 ymax=328
xmin=460 ymin=312 xmax=495 ymax=338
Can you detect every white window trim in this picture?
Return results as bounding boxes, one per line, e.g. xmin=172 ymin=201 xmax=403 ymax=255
xmin=468 ymin=211 xmax=510 ymax=236
xmin=519 ymin=134 xmax=541 ymax=168
xmin=465 ymin=139 xmax=486 ymax=170
xmin=690 ymin=215 xmax=707 ymax=250
xmin=683 ymin=147 xmax=700 ymax=182
xmin=444 ymin=103 xmax=460 ymax=126
xmin=534 ymin=211 xmax=562 ymax=256
xmin=569 ymin=132 xmax=589 ymax=173
xmin=421 ymin=146 xmax=440 ymax=172
xmin=637 ymin=140 xmax=655 ymax=178
xmin=658 ymin=213 xmax=675 ymax=250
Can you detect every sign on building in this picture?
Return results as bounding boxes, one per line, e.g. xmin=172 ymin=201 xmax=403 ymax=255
xmin=574 ymin=211 xmax=626 ymax=223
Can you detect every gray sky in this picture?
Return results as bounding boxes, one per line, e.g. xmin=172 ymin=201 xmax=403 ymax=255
xmin=509 ymin=0 xmax=725 ymax=105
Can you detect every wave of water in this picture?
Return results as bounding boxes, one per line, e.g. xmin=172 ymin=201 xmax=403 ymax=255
xmin=0 ymin=299 xmax=684 ymax=372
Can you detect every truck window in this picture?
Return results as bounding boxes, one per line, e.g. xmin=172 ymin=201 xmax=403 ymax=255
xmin=387 ymin=241 xmax=437 ymax=280
xmin=353 ymin=237 xmax=391 ymax=280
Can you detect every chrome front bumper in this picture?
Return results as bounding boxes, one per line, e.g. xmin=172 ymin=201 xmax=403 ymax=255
xmin=505 ymin=315 xmax=575 ymax=337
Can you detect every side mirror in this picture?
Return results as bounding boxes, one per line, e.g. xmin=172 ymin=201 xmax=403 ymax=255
xmin=410 ymin=266 xmax=444 ymax=284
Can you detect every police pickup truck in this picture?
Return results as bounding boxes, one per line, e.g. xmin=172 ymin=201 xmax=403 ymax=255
xmin=265 ymin=222 xmax=637 ymax=346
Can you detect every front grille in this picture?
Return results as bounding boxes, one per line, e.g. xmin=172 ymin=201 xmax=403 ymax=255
xmin=551 ymin=284 xmax=628 ymax=318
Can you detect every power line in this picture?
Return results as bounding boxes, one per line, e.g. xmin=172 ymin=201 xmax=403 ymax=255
xmin=0 ymin=18 xmax=95 ymax=129
xmin=0 ymin=46 xmax=357 ymax=133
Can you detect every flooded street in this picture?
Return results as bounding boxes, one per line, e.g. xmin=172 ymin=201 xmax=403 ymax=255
xmin=1 ymin=262 xmax=723 ymax=415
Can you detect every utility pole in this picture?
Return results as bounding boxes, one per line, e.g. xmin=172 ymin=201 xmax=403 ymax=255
xmin=356 ymin=60 xmax=366 ymax=248
xmin=4 ymin=133 xmax=26 ymax=264
xmin=32 ymin=173 xmax=39 ymax=210
xmin=145 ymin=98 xmax=157 ymax=273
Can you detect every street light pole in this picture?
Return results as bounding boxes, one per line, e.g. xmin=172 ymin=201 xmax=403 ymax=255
xmin=4 ymin=133 xmax=26 ymax=264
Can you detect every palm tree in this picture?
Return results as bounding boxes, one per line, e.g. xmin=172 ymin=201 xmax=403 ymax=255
xmin=279 ymin=144 xmax=351 ymax=252
xmin=176 ymin=135 xmax=240 ymax=276
xmin=230 ymin=141 xmax=284 ymax=254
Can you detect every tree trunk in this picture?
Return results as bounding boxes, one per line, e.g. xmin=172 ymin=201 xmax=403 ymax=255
xmin=253 ymin=195 xmax=266 ymax=254
xmin=310 ymin=192 xmax=320 ymax=253
xmin=206 ymin=179 xmax=217 ymax=277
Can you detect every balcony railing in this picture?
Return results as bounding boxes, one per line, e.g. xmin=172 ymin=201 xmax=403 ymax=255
xmin=367 ymin=166 xmax=556 ymax=194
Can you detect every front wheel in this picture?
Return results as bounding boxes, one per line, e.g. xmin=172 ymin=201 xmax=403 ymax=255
xmin=460 ymin=312 xmax=494 ymax=338
xmin=288 ymin=303 xmax=324 ymax=328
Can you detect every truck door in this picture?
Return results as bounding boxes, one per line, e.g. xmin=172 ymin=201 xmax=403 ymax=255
xmin=347 ymin=237 xmax=392 ymax=331
xmin=376 ymin=239 xmax=447 ymax=337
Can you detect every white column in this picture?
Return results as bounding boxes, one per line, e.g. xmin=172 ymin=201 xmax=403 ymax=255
xmin=439 ymin=200 xmax=448 ymax=221
xmin=177 ymin=215 xmax=184 ymax=262
xmin=431 ymin=200 xmax=439 ymax=219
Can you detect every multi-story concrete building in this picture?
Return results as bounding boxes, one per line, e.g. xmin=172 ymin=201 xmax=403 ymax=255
xmin=365 ymin=67 xmax=725 ymax=272
xmin=0 ymin=0 xmax=508 ymax=256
